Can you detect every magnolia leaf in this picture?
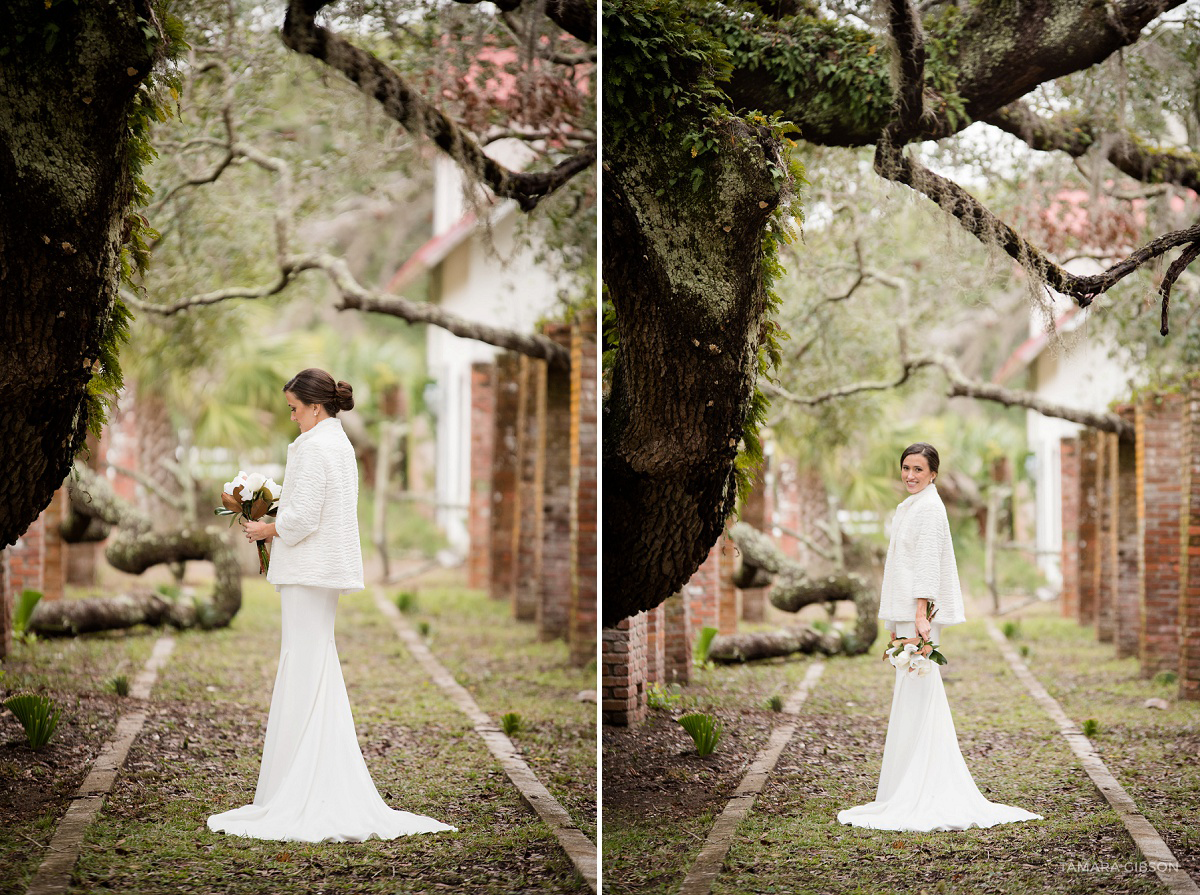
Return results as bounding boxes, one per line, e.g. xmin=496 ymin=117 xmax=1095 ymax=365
xmin=249 ymin=496 xmax=270 ymax=520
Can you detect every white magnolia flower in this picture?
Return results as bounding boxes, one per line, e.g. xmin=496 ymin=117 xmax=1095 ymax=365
xmin=910 ymin=655 xmax=933 ymax=676
xmin=889 ymin=643 xmax=916 ymax=669
xmin=243 ymin=472 xmax=267 ymax=496
xmin=265 ymin=478 xmax=282 ymax=501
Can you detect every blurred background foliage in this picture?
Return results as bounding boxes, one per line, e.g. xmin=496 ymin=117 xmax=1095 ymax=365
xmin=115 ymin=0 xmax=594 ymax=559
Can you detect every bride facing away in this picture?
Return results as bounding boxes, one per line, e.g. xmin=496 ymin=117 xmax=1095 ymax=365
xmin=837 ymin=442 xmax=1041 ymax=833
xmin=207 ymin=368 xmax=455 ymax=843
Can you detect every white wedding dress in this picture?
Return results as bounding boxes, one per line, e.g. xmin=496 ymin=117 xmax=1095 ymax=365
xmin=838 ymin=622 xmax=1041 ymax=832
xmin=208 ymin=585 xmax=456 ymax=842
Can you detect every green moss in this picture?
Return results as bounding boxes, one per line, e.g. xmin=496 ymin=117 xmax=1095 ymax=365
xmin=84 ymin=2 xmax=188 ymax=440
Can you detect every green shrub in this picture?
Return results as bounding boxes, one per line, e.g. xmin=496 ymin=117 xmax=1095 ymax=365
xmin=110 ymin=675 xmax=130 ymax=698
xmin=155 ymin=583 xmax=182 ymax=599
xmin=1018 ymin=643 xmax=1031 ymax=659
xmin=4 ymin=693 xmax=61 ymax=750
xmin=693 ymin=627 xmax=718 ymax=665
xmin=13 ymin=589 xmax=43 ymax=642
xmin=1154 ymin=670 xmax=1178 ymax=687
xmin=500 ymin=712 xmax=521 ymax=736
xmin=395 ymin=591 xmax=418 ymax=613
xmin=678 ymin=712 xmax=722 ymax=757
xmin=1002 ymin=620 xmax=1021 ymax=640
xmin=766 ymin=694 xmax=784 ymax=712
xmin=1081 ymin=718 xmax=1099 ymax=737
xmin=647 ymin=682 xmax=684 ymax=711
xmin=811 ymin=618 xmax=832 ymax=635
xmin=416 ymin=620 xmax=431 ymax=637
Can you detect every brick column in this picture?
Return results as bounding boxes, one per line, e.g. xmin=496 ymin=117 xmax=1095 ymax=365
xmin=1060 ymin=437 xmax=1080 ymax=619
xmin=602 ymin=612 xmax=648 ymax=726
xmin=1095 ymin=433 xmax=1118 ymax=643
xmin=1077 ymin=429 xmax=1101 ymax=626
xmin=467 ymin=362 xmax=495 ymax=590
xmin=568 ymin=311 xmax=597 ymax=667
xmin=718 ymin=531 xmax=739 ymax=635
xmin=686 ymin=538 xmax=722 ymax=644
xmin=489 ymin=354 xmax=521 ymax=601
xmin=645 ymin=603 xmax=666 ymax=685
xmin=1115 ymin=411 xmax=1140 ymax=659
xmin=739 ymin=464 xmax=770 ymax=622
xmin=8 ymin=516 xmax=45 ymax=602
xmin=734 ymin=460 xmax=772 ymax=619
xmin=512 ymin=355 xmax=546 ymax=622
xmin=1180 ymin=380 xmax=1200 ymax=700
xmin=539 ymin=324 xmax=573 ymax=641
xmin=1136 ymin=392 xmax=1185 ymax=677
xmin=663 ymin=591 xmax=692 ymax=684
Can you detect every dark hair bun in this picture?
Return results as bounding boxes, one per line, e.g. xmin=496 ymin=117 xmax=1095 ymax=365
xmin=335 ymin=380 xmax=355 ymax=412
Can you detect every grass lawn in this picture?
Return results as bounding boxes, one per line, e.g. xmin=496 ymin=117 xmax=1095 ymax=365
xmin=392 ymin=568 xmax=597 ymax=840
xmin=3 ymin=573 xmax=593 ymax=895
xmin=604 ymin=606 xmax=1199 ymax=895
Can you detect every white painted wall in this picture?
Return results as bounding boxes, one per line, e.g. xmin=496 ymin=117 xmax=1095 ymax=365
xmin=425 ymin=148 xmax=562 ymax=554
xmin=1024 ymin=305 xmax=1136 ymax=586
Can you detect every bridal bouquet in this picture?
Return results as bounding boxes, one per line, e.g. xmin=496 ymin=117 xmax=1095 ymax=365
xmin=215 ymin=471 xmax=281 ymax=574
xmin=884 ymin=605 xmax=947 ymax=675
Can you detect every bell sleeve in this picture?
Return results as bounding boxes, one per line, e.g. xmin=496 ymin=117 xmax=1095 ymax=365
xmin=273 ymin=449 xmax=327 ymax=547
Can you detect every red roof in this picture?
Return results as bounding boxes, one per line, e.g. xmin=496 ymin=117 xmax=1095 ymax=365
xmin=384 ymin=212 xmax=478 ymax=294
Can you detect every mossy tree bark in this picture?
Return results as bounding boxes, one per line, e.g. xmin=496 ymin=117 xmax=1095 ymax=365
xmin=604 ymin=0 xmax=1200 ymax=624
xmin=602 ymin=115 xmax=785 ymax=625
xmin=0 ymin=1 xmax=161 ymax=548
xmin=28 ymin=465 xmax=243 ymax=635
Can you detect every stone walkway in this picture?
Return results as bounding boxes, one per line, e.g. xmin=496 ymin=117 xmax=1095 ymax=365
xmin=676 ymin=660 xmax=825 ymax=895
xmin=21 ymin=585 xmax=595 ymax=894
xmin=372 ymin=590 xmax=597 ymax=891
xmin=667 ymin=620 xmax=1199 ymax=895
xmin=982 ymin=618 xmax=1198 ymax=895
xmin=25 ymin=637 xmax=176 ymax=895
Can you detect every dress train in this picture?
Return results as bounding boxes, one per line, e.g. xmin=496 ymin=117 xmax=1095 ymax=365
xmin=837 ymin=622 xmax=1041 ymax=832
xmin=207 ymin=585 xmax=456 ymax=842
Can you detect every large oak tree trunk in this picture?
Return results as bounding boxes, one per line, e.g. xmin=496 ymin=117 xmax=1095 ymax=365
xmin=0 ymin=1 xmax=161 ymax=548
xmin=602 ymin=114 xmax=786 ymax=626
xmin=28 ymin=466 xmax=242 ymax=635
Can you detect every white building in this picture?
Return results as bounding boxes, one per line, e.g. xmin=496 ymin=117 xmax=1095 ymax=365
xmin=388 ymin=150 xmax=562 ymax=554
xmin=993 ymin=299 xmax=1136 ymax=588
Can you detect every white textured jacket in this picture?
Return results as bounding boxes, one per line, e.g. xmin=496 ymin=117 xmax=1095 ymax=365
xmin=266 ymin=418 xmax=364 ymax=593
xmin=877 ymin=483 xmax=965 ymax=626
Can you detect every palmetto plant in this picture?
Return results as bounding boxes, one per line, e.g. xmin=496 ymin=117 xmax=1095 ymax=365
xmin=4 ymin=693 xmax=62 ymax=750
xmin=500 ymin=712 xmax=521 ymax=737
xmin=678 ymin=712 xmax=722 ymax=757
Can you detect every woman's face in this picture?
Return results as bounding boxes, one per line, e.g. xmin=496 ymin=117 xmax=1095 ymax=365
xmin=900 ymin=453 xmax=935 ymax=495
xmin=286 ymin=390 xmax=321 ymax=433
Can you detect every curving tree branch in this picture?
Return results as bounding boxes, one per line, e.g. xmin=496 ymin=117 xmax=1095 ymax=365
xmin=29 ymin=465 xmax=244 ymax=635
xmin=872 ymin=1 xmax=1200 ymax=335
xmin=984 ymin=102 xmax=1200 ymax=195
xmin=280 ymin=1 xmax=595 ymax=212
xmin=134 ymin=81 xmax=571 ymax=369
xmin=765 ymin=350 xmax=1135 ymax=440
